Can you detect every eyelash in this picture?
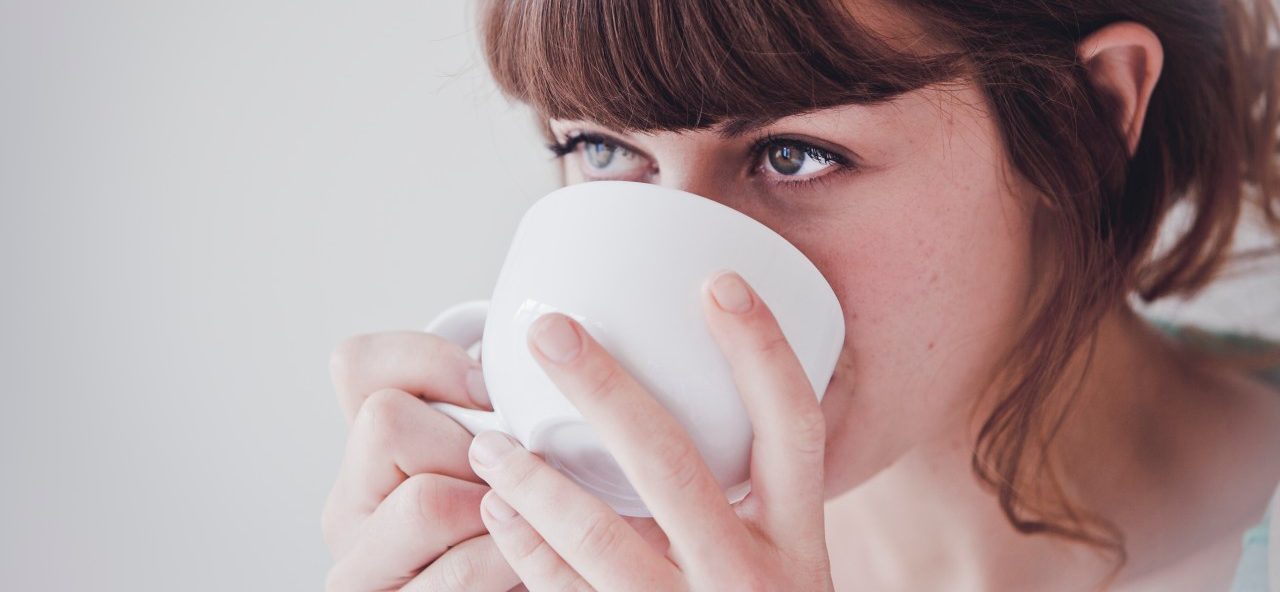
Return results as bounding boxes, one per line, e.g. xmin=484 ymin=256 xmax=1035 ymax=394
xmin=545 ymin=131 xmax=857 ymax=191
xmin=746 ymin=133 xmax=856 ymax=189
xmin=546 ymin=132 xmax=612 ymax=158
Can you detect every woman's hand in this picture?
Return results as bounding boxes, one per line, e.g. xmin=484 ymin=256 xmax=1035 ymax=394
xmin=321 ymin=331 xmax=521 ymax=591
xmin=468 ymin=270 xmax=835 ymax=591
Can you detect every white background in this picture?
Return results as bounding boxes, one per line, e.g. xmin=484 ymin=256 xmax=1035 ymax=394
xmin=0 ymin=1 xmax=1275 ymax=590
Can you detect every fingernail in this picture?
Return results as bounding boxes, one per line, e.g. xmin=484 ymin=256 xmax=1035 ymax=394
xmin=465 ymin=367 xmax=490 ymax=408
xmin=710 ymin=270 xmax=753 ymax=313
xmin=531 ymin=314 xmax=581 ymax=364
xmin=470 ymin=430 xmax=517 ymax=468
xmin=484 ymin=492 xmax=518 ymax=522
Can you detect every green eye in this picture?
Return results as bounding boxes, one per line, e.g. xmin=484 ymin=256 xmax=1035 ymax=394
xmin=584 ymin=141 xmax=616 ymax=169
xmin=550 ymin=131 xmax=653 ymax=181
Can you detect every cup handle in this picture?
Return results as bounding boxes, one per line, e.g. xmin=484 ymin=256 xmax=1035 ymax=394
xmin=423 ymin=300 xmax=506 ymax=435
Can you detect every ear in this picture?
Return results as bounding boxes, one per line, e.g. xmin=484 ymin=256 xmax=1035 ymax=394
xmin=1077 ymin=21 xmax=1164 ymax=156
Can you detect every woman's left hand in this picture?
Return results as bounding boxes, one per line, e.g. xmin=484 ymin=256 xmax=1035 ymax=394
xmin=467 ymin=270 xmax=835 ymax=591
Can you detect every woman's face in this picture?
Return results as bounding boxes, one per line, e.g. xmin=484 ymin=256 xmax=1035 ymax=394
xmin=548 ymin=81 xmax=1037 ymax=497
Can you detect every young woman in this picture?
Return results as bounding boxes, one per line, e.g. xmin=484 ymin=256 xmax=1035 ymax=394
xmin=321 ymin=1 xmax=1280 ymax=590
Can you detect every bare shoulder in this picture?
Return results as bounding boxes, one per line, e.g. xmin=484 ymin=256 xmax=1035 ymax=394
xmin=1208 ymin=351 xmax=1280 ymax=475
xmin=1115 ymin=354 xmax=1280 ymax=592
xmin=1164 ymin=322 xmax=1280 ymax=480
xmin=1187 ymin=349 xmax=1280 ymax=516
xmin=1126 ymin=319 xmax=1280 ymax=530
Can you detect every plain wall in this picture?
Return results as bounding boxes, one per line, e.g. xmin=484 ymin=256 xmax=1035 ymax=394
xmin=0 ymin=2 xmax=1275 ymax=590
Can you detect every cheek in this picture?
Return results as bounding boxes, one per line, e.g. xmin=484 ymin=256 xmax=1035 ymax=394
xmin=832 ymin=182 xmax=1031 ymax=397
xmin=787 ymin=119 xmax=1036 ymax=487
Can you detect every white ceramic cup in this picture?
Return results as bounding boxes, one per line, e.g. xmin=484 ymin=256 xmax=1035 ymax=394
xmin=425 ymin=180 xmax=844 ymax=517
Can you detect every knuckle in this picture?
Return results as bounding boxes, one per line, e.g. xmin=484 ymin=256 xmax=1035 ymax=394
xmin=415 ymin=475 xmax=486 ymax=533
xmin=753 ymin=330 xmax=792 ymax=358
xmin=790 ymin=407 xmax=827 ymax=456
xmin=572 ymin=513 xmax=625 ymax=561
xmin=399 ymin=473 xmax=453 ymax=529
xmin=583 ymin=362 xmax=627 ymax=402
xmin=354 ymin=388 xmax=414 ymax=451
xmin=498 ymin=452 xmax=542 ymax=492
xmin=651 ymin=437 xmax=705 ymax=492
xmin=436 ymin=546 xmax=485 ymax=590
xmin=512 ymin=530 xmax=556 ymax=565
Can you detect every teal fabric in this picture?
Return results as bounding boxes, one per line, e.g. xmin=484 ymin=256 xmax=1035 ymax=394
xmin=1148 ymin=318 xmax=1278 ymax=591
xmin=1231 ymin=504 xmax=1272 ymax=592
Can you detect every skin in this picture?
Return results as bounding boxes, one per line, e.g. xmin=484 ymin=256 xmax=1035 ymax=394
xmin=321 ymin=16 xmax=1280 ymax=592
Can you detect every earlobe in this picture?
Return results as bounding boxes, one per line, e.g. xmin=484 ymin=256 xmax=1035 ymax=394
xmin=1077 ymin=21 xmax=1164 ymax=156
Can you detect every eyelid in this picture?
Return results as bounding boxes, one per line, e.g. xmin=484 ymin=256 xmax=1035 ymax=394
xmin=557 ymin=128 xmax=655 ymax=164
xmin=747 ymin=133 xmax=855 ymax=167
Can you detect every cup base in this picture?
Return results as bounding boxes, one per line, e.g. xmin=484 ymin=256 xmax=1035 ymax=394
xmin=532 ymin=419 xmax=753 ymax=518
xmin=533 ymin=419 xmax=651 ymax=516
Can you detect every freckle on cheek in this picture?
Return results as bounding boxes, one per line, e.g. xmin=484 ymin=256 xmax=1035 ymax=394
xmin=928 ymin=341 xmax=935 ymax=351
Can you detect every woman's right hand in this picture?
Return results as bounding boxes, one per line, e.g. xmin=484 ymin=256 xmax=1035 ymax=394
xmin=321 ymin=331 xmax=521 ymax=591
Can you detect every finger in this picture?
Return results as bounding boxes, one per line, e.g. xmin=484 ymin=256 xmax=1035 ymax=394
xmin=524 ymin=311 xmax=751 ymax=569
xmin=701 ymin=270 xmax=828 ymax=543
xmin=326 ymin=474 xmax=489 ymax=591
xmin=479 ymin=490 xmax=596 ymax=592
xmin=469 ymin=432 xmax=681 ymax=591
xmin=622 ymin=516 xmax=671 ymax=557
xmin=400 ymin=533 xmax=521 ymax=592
xmin=322 ymin=388 xmax=482 ymax=557
xmin=330 ymin=331 xmax=490 ymax=424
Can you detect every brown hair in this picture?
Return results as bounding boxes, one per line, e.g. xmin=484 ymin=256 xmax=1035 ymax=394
xmin=477 ymin=0 xmax=1280 ymax=582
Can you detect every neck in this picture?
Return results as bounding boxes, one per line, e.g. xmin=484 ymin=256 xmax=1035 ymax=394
xmin=824 ymin=305 xmax=1202 ymax=591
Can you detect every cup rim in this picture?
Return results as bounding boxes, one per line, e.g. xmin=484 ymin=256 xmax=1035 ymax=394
xmin=531 ymin=180 xmax=841 ymax=311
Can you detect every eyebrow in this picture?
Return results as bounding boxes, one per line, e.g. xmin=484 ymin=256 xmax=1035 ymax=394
xmin=715 ymin=116 xmax=780 ymax=139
